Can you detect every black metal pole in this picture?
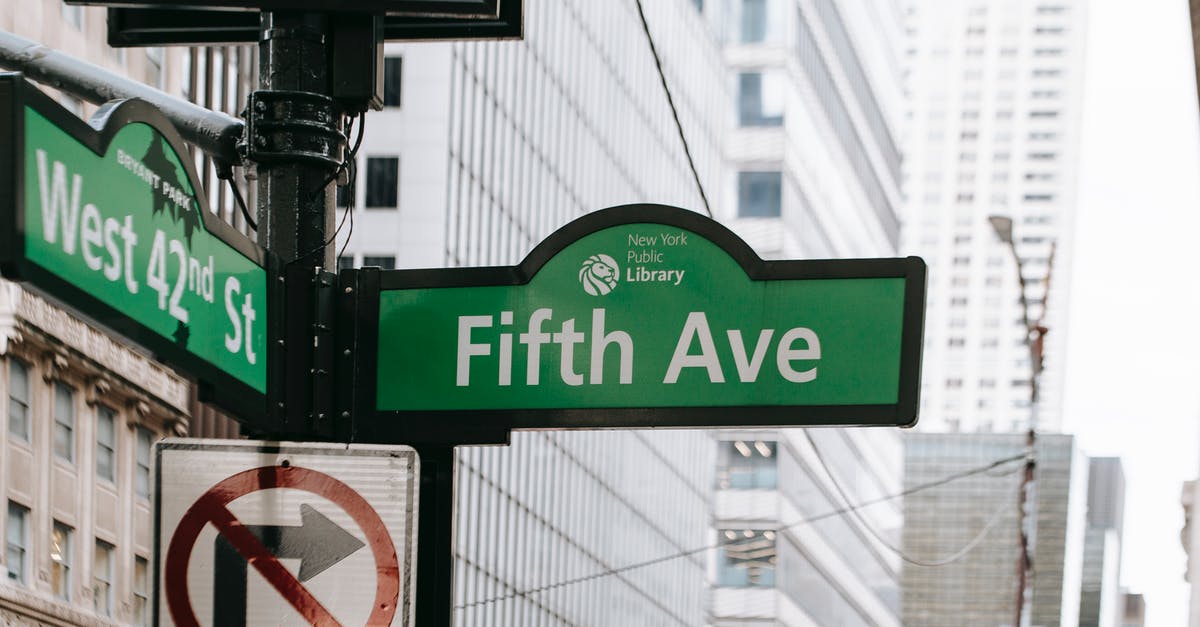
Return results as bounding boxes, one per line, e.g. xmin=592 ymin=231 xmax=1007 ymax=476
xmin=414 ymin=445 xmax=456 ymax=627
xmin=256 ymin=12 xmax=338 ymax=268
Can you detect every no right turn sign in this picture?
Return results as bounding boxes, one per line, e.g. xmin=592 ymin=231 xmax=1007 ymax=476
xmin=155 ymin=439 xmax=419 ymax=626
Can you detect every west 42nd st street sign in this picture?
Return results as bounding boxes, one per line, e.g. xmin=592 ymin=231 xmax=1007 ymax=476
xmin=347 ymin=205 xmax=926 ymax=444
xmin=0 ymin=75 xmax=268 ymax=419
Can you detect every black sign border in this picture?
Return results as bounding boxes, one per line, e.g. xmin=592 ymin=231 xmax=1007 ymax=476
xmin=346 ymin=204 xmax=926 ymax=446
xmin=105 ymin=1 xmax=523 ymax=47
xmin=0 ymin=73 xmax=272 ymax=423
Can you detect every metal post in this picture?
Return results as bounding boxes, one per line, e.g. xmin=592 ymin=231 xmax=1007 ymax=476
xmin=0 ymin=30 xmax=242 ymax=165
xmin=990 ymin=217 xmax=1054 ymax=627
xmin=256 ymin=12 xmax=338 ymax=268
xmin=252 ymin=13 xmax=346 ymax=438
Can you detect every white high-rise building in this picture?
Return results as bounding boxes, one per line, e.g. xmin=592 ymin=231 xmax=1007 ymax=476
xmin=340 ymin=2 xmax=723 ymax=624
xmin=704 ymin=0 xmax=906 ymax=625
xmin=900 ymin=0 xmax=1089 ymax=433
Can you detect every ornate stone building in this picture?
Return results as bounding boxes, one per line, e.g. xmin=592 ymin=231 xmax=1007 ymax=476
xmin=1 ymin=281 xmax=187 ymax=626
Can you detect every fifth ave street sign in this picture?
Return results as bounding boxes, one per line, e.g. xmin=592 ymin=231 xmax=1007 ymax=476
xmin=345 ymin=204 xmax=926 ymax=445
xmin=0 ymin=75 xmax=269 ymax=420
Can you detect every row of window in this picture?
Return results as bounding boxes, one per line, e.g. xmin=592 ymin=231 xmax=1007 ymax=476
xmin=8 ymin=361 xmax=154 ymax=498
xmin=336 ymin=254 xmax=397 ymax=271
xmin=6 ymin=502 xmax=149 ymax=623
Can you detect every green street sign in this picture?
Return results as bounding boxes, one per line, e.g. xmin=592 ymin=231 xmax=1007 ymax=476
xmin=345 ymin=205 xmax=925 ymax=444
xmin=0 ymin=75 xmax=269 ymax=420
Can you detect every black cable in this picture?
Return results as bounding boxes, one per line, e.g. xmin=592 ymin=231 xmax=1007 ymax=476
xmin=453 ymin=451 xmax=1026 ymax=611
xmin=336 ymin=155 xmax=357 ymax=264
xmin=634 ymin=0 xmax=714 ymax=219
xmin=803 ymin=430 xmax=1018 ymax=567
xmin=294 ymin=113 xmax=366 ymax=264
xmin=214 ymin=159 xmax=257 ymax=231
xmin=228 ymin=177 xmax=256 ymax=231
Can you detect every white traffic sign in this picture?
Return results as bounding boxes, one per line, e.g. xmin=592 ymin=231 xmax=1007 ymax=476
xmin=154 ymin=439 xmax=419 ymax=626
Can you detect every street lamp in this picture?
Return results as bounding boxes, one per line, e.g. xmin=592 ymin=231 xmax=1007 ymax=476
xmin=988 ymin=214 xmax=1055 ymax=627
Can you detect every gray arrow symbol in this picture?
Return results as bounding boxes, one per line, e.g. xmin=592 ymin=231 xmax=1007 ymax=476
xmin=213 ymin=504 xmax=366 ymax=626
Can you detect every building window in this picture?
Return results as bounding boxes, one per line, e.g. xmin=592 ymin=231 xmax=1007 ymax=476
xmin=136 ymin=427 xmax=154 ymax=499
xmin=6 ymin=502 xmax=28 ymax=585
xmin=50 ymin=522 xmax=72 ymax=599
xmin=134 ymin=556 xmax=150 ymax=626
xmin=335 ymin=182 xmax=352 ymax=208
xmin=8 ymin=360 xmax=29 ymax=441
xmin=336 ymin=255 xmax=355 ymax=272
xmin=741 ymin=0 xmax=767 ymax=42
xmin=737 ymin=171 xmax=782 ymax=217
xmin=96 ymin=406 xmax=116 ymax=483
xmin=365 ymin=157 xmax=399 ymax=208
xmin=716 ymin=440 xmax=777 ymax=489
xmin=383 ymin=56 xmax=402 ymax=107
xmin=361 ymin=256 xmax=396 ymax=270
xmin=93 ymin=541 xmax=114 ymax=616
xmin=737 ymin=72 xmax=784 ymax=126
xmin=717 ymin=529 xmax=776 ymax=587
xmin=54 ymin=383 xmax=75 ymax=462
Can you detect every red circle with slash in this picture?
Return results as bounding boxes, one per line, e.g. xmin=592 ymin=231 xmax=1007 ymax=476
xmin=163 ymin=465 xmax=400 ymax=626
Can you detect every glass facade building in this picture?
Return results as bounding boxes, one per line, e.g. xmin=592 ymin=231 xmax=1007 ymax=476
xmin=902 ymin=432 xmax=1090 ymax=626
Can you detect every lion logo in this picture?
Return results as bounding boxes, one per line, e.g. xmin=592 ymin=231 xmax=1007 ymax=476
xmin=579 ymin=254 xmax=620 ymax=296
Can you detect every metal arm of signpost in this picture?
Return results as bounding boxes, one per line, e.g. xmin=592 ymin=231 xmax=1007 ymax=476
xmin=0 ymin=29 xmax=244 ymax=166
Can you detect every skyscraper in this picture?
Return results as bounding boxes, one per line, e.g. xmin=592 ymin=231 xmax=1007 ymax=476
xmin=1078 ymin=457 xmax=1126 ymax=627
xmin=704 ymin=0 xmax=906 ymax=624
xmin=902 ymin=432 xmax=1089 ymax=626
xmin=900 ymin=0 xmax=1090 ymax=433
xmin=337 ymin=2 xmax=723 ymax=624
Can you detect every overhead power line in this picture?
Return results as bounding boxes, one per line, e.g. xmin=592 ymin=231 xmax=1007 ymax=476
xmin=633 ymin=0 xmax=714 ymax=219
xmin=803 ymin=430 xmax=1020 ymax=568
xmin=453 ymin=450 xmax=1026 ymax=612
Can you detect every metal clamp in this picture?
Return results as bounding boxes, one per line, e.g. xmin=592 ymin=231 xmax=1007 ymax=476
xmin=243 ymin=90 xmax=344 ymax=169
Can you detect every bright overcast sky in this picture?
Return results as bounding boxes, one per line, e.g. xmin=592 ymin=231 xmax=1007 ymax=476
xmin=1064 ymin=0 xmax=1200 ymax=624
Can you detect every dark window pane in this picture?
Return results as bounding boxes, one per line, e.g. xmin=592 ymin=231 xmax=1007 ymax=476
xmin=362 ymin=256 xmax=396 ymax=270
xmin=383 ymin=57 xmax=402 ymax=107
xmin=717 ymin=528 xmax=776 ymax=587
xmin=716 ymin=440 xmax=778 ymax=489
xmin=50 ymin=522 xmax=71 ymax=599
xmin=337 ymin=256 xmax=355 ymax=271
xmin=738 ymin=171 xmax=782 ymax=217
xmin=6 ymin=502 xmax=28 ymax=585
xmin=8 ymin=360 xmax=29 ymax=441
xmin=741 ymin=0 xmax=767 ymax=42
xmin=96 ymin=406 xmax=115 ymax=482
xmin=54 ymin=383 xmax=74 ymax=462
xmin=336 ymin=183 xmax=350 ymax=208
xmin=738 ymin=72 xmax=783 ymax=126
xmin=366 ymin=157 xmax=399 ymax=208
xmin=136 ymin=427 xmax=153 ymax=499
